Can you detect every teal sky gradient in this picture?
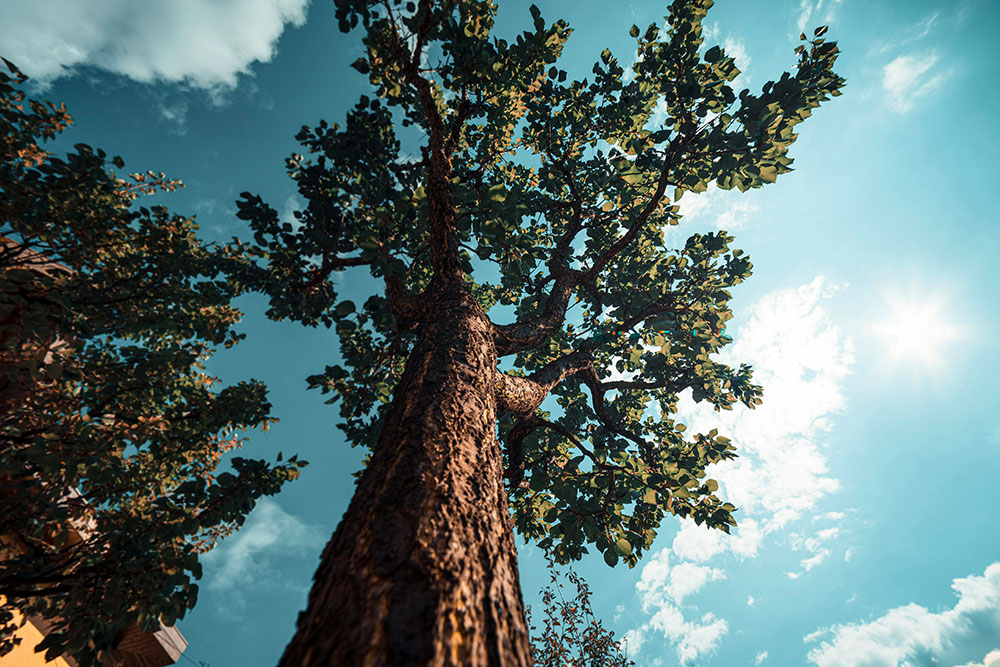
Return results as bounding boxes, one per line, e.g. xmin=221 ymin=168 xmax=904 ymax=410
xmin=3 ymin=1 xmax=999 ymax=665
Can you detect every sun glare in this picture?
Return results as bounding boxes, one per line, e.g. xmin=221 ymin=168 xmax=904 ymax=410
xmin=871 ymin=291 xmax=963 ymax=370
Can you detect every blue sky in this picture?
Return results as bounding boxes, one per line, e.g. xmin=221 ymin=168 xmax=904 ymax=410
xmin=3 ymin=0 xmax=999 ymax=665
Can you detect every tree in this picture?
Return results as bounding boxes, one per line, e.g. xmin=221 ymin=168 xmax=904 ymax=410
xmin=0 ymin=60 xmax=306 ymax=667
xmin=528 ymin=556 xmax=635 ymax=667
xmin=233 ymin=1 xmax=844 ymax=663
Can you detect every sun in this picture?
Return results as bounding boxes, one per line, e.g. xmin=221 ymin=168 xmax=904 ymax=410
xmin=871 ymin=291 xmax=963 ymax=370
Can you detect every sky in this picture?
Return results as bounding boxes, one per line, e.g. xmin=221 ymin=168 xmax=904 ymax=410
xmin=2 ymin=0 xmax=999 ymax=665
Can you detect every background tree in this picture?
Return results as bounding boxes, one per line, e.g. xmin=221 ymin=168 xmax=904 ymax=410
xmin=233 ymin=0 xmax=844 ymax=663
xmin=528 ymin=555 xmax=635 ymax=667
xmin=0 ymin=60 xmax=306 ymax=667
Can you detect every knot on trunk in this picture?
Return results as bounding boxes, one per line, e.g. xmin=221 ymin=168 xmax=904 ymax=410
xmin=494 ymin=372 xmax=548 ymax=416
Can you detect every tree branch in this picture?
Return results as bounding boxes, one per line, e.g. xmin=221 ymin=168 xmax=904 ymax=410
xmin=495 ymin=347 xmax=593 ymax=416
xmin=494 ymin=168 xmax=586 ymax=355
xmin=398 ymin=0 xmax=461 ymax=282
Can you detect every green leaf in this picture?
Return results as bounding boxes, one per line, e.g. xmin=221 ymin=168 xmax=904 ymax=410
xmin=350 ymin=58 xmax=370 ymax=75
xmin=487 ymin=184 xmax=507 ymax=202
xmin=604 ymin=549 xmax=619 ymax=566
xmin=614 ymin=537 xmax=633 ymax=556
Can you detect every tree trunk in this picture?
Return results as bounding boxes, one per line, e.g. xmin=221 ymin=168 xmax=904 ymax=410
xmin=278 ymin=282 xmax=531 ymax=666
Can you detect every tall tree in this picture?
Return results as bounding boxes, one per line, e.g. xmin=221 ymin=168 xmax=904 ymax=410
xmin=235 ymin=0 xmax=844 ymax=663
xmin=0 ymin=60 xmax=305 ymax=667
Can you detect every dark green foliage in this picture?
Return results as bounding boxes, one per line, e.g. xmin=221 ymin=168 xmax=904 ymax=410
xmin=0 ymin=60 xmax=305 ymax=666
xmin=236 ymin=0 xmax=843 ymax=570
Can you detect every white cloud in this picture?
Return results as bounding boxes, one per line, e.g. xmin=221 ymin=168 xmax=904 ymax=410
xmin=636 ymin=550 xmax=726 ymax=608
xmin=201 ymin=498 xmax=324 ymax=605
xmin=803 ymin=627 xmax=827 ymax=643
xmin=632 ymin=550 xmax=728 ymax=663
xmin=806 ymin=563 xmax=1000 ymax=667
xmin=668 ymin=563 xmax=727 ymax=604
xmin=954 ymin=648 xmax=1000 ymax=667
xmin=721 ymin=37 xmax=751 ymax=84
xmin=800 ymin=549 xmax=830 ymax=572
xmin=671 ymin=520 xmax=726 ymax=562
xmin=844 ymin=548 xmax=854 ymax=562
xmin=882 ymin=53 xmax=951 ymax=113
xmin=785 ymin=518 xmax=842 ymax=578
xmin=157 ymin=98 xmax=189 ymax=135
xmin=628 ymin=278 xmax=854 ymax=663
xmin=701 ymin=23 xmax=750 ymax=83
xmin=673 ymin=183 xmax=762 ymax=236
xmin=747 ymin=595 xmax=755 ymax=607
xmin=755 ymin=650 xmax=769 ymax=664
xmin=641 ymin=606 xmax=728 ymax=665
xmin=622 ymin=627 xmax=647 ymax=656
xmin=873 ymin=13 xmax=940 ymax=55
xmin=675 ymin=614 xmax=728 ymax=664
xmin=0 ymin=0 xmax=309 ymax=94
xmin=796 ymin=0 xmax=843 ymax=36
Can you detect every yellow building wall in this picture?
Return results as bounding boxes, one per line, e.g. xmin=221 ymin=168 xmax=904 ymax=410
xmin=0 ymin=601 xmax=72 ymax=667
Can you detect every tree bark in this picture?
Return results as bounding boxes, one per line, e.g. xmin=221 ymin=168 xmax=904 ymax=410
xmin=278 ymin=281 xmax=531 ymax=666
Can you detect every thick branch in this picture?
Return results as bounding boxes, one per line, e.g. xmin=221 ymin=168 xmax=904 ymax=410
xmin=495 ymin=134 xmax=686 ymax=357
xmin=403 ymin=0 xmax=461 ymax=282
xmin=503 ymin=413 xmax=542 ymax=488
xmin=384 ymin=273 xmax=424 ymax=330
xmin=581 ymin=141 xmax=681 ymax=284
xmin=494 ymin=170 xmax=587 ymax=355
xmin=578 ymin=363 xmax=651 ymax=459
xmin=495 ymin=348 xmax=593 ymax=416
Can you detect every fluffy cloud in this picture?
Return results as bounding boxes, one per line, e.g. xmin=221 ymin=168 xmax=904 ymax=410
xmin=627 ymin=278 xmax=854 ymax=663
xmin=755 ymin=650 xmax=769 ymax=664
xmin=806 ymin=563 xmax=1000 ymax=666
xmin=647 ymin=605 xmax=728 ymax=665
xmin=785 ymin=527 xmax=841 ymax=578
xmin=636 ymin=551 xmax=726 ymax=608
xmin=631 ymin=550 xmax=728 ymax=663
xmin=201 ymin=498 xmax=325 ymax=605
xmin=0 ymin=0 xmax=309 ymax=93
xmin=882 ymin=53 xmax=951 ymax=113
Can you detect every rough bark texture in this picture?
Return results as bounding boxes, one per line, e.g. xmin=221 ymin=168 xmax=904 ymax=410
xmin=278 ymin=282 xmax=531 ymax=666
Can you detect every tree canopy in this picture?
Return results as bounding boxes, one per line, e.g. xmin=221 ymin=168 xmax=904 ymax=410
xmin=0 ymin=60 xmax=304 ymax=667
xmin=236 ymin=0 xmax=844 ymax=575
